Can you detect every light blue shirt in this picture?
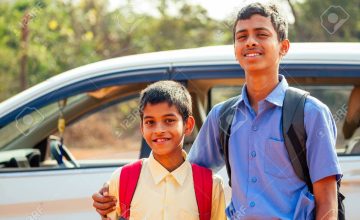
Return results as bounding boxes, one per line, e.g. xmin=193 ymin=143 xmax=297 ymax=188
xmin=188 ymin=75 xmax=341 ymax=219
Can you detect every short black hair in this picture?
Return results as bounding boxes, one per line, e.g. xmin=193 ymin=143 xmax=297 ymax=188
xmin=233 ymin=2 xmax=288 ymax=42
xmin=139 ymin=80 xmax=192 ymax=122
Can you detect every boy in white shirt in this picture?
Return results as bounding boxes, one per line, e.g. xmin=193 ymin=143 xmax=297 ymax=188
xmin=104 ymin=81 xmax=225 ymax=220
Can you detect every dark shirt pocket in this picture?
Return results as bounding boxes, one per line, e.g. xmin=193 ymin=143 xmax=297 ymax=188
xmin=265 ymin=138 xmax=297 ymax=179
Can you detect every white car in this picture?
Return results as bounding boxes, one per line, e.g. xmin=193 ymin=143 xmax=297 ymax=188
xmin=0 ymin=43 xmax=359 ymax=220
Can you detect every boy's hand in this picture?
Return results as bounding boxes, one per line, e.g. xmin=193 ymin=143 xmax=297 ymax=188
xmin=92 ymin=183 xmax=116 ymax=219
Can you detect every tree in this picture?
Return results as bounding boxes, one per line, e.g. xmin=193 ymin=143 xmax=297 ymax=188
xmin=288 ymin=0 xmax=360 ymax=42
xmin=3 ymin=0 xmax=357 ymax=102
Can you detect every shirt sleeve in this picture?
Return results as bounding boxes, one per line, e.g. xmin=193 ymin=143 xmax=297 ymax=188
xmin=107 ymin=167 xmax=122 ymax=220
xmin=211 ymin=174 xmax=226 ymax=220
xmin=188 ymin=104 xmax=225 ymax=172
xmin=304 ymin=96 xmax=342 ymax=183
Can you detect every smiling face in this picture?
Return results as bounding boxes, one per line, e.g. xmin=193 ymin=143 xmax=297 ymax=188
xmin=140 ymin=102 xmax=194 ymax=159
xmin=234 ymin=14 xmax=289 ymax=75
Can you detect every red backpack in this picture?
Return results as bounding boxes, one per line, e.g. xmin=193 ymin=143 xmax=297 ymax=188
xmin=118 ymin=160 xmax=213 ymax=220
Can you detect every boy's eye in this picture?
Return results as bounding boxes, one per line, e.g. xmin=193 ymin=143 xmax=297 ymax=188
xmin=258 ymin=33 xmax=268 ymax=37
xmin=144 ymin=120 xmax=154 ymax=125
xmin=236 ymin=35 xmax=246 ymax=40
xmin=165 ymin=119 xmax=175 ymax=123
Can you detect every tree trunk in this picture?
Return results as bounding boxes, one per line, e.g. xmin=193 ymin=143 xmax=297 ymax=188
xmin=20 ymin=11 xmax=30 ymax=91
xmin=287 ymin=0 xmax=303 ymax=41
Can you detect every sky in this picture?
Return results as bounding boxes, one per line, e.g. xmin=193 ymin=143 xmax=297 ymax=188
xmin=109 ymin=0 xmax=294 ymax=22
xmin=189 ymin=0 xmax=269 ymax=20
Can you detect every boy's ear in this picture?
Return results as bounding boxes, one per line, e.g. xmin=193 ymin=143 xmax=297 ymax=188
xmin=280 ymin=39 xmax=290 ymax=56
xmin=184 ymin=116 xmax=195 ymax=136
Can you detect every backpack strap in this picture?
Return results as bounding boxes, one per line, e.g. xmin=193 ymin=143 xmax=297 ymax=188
xmin=219 ymin=96 xmax=240 ymax=187
xmin=192 ymin=164 xmax=213 ymax=220
xmin=282 ymin=87 xmax=312 ymax=192
xmin=119 ymin=160 xmax=143 ymax=220
xmin=283 ymin=87 xmax=346 ymax=219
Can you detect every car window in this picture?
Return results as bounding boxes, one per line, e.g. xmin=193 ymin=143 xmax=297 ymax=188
xmin=210 ymin=86 xmax=243 ymax=107
xmin=0 ymin=87 xmax=144 ymax=170
xmin=300 ymin=85 xmax=356 ymax=152
xmin=210 ymin=84 xmax=360 ymax=155
xmin=0 ymin=93 xmax=85 ymax=149
xmin=56 ymin=97 xmax=142 ymax=160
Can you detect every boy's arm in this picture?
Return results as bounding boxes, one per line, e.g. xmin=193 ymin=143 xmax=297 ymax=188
xmin=313 ymin=175 xmax=337 ymax=220
xmin=92 ymin=183 xmax=116 ymax=220
xmin=188 ymin=104 xmax=225 ymax=172
xmin=93 ymin=168 xmax=121 ymax=220
xmin=304 ymin=98 xmax=341 ymax=218
xmin=211 ymin=175 xmax=226 ymax=220
xmin=106 ymin=168 xmax=121 ymax=220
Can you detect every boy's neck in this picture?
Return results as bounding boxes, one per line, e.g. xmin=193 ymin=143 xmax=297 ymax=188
xmin=245 ymin=71 xmax=279 ymax=113
xmin=153 ymin=148 xmax=185 ymax=172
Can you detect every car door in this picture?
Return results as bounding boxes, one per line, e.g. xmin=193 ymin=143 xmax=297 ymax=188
xmin=0 ymin=67 xmax=169 ymax=219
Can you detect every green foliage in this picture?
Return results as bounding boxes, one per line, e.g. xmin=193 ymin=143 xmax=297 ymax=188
xmin=0 ymin=0 xmax=226 ymax=101
xmin=289 ymin=0 xmax=359 ymax=42
xmin=0 ymin=0 xmax=358 ymax=101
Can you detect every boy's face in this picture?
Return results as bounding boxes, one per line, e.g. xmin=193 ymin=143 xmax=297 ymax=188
xmin=233 ymin=14 xmax=289 ymax=74
xmin=140 ymin=102 xmax=194 ymax=158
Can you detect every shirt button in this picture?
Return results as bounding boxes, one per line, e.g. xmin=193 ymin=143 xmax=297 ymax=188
xmin=251 ymin=151 xmax=256 ymax=158
xmin=250 ymin=201 xmax=256 ymax=207
xmin=251 ymin=177 xmax=257 ymax=183
xmin=252 ymin=126 xmax=258 ymax=131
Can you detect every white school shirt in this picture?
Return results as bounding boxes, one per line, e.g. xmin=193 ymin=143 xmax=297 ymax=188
xmin=107 ymin=151 xmax=226 ymax=220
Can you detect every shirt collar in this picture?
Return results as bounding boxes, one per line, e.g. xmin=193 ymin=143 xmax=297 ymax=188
xmin=148 ymin=150 xmax=190 ymax=186
xmin=231 ymin=74 xmax=288 ymax=108
xmin=265 ymin=74 xmax=288 ymax=107
xmin=231 ymin=85 xmax=247 ymax=108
